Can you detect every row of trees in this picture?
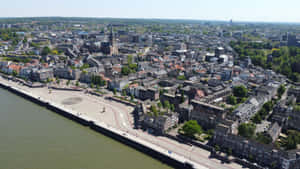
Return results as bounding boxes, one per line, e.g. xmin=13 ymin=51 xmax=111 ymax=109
xmin=231 ymin=41 xmax=300 ymax=82
xmin=150 ymin=100 xmax=175 ymax=117
xmin=252 ymin=101 xmax=274 ymax=124
xmin=91 ymin=75 xmax=106 ymax=87
xmin=0 ymin=29 xmax=19 ymax=41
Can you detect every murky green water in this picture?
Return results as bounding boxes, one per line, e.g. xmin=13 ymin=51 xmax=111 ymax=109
xmin=0 ymin=88 xmax=173 ymax=169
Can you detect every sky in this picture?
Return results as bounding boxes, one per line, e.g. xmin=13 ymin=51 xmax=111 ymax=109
xmin=1 ymin=0 xmax=300 ymax=23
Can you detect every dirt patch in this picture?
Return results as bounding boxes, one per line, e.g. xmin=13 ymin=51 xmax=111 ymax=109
xmin=61 ymin=97 xmax=83 ymax=105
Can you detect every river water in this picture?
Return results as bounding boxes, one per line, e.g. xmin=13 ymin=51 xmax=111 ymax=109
xmin=0 ymin=88 xmax=173 ymax=169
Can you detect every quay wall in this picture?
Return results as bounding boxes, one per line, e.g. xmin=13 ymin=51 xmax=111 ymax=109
xmin=0 ymin=82 xmax=195 ymax=169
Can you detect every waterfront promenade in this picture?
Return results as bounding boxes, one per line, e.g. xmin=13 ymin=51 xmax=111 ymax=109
xmin=0 ymin=77 xmax=245 ymax=169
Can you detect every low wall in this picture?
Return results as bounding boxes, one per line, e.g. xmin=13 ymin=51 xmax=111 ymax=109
xmin=0 ymin=82 xmax=195 ymax=169
xmin=106 ymin=96 xmax=136 ymax=107
xmin=49 ymin=86 xmax=83 ymax=92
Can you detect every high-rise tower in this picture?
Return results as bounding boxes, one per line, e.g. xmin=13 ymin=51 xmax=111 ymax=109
xmin=109 ymin=25 xmax=118 ymax=56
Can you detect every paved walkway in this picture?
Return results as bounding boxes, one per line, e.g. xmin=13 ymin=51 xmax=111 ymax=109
xmin=0 ymin=78 xmax=246 ymax=169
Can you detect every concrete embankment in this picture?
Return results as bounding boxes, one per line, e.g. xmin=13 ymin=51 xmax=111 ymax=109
xmin=0 ymin=81 xmax=198 ymax=169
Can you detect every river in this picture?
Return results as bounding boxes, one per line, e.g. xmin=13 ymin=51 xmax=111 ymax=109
xmin=0 ymin=88 xmax=173 ymax=169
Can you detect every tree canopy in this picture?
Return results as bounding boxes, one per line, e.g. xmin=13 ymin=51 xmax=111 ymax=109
xmin=233 ymin=85 xmax=248 ymax=98
xmin=231 ymin=41 xmax=300 ymax=82
xmin=181 ymin=120 xmax=202 ymax=138
xmin=238 ymin=123 xmax=256 ymax=139
xmin=41 ymin=46 xmax=51 ymax=56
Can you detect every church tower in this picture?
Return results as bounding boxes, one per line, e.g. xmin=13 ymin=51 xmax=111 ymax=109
xmin=109 ymin=25 xmax=118 ymax=56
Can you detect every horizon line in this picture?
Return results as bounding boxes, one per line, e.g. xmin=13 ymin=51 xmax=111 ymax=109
xmin=0 ymin=16 xmax=300 ymax=25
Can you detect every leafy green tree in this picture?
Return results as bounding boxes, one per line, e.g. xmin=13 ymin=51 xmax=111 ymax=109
xmin=113 ymin=88 xmax=117 ymax=95
xmin=177 ymin=75 xmax=186 ymax=80
xmin=157 ymin=101 xmax=162 ymax=109
xmin=256 ymin=132 xmax=272 ymax=144
xmin=227 ymin=95 xmax=237 ymax=105
xmin=263 ymin=101 xmax=273 ymax=112
xmin=170 ymin=104 xmax=175 ymax=112
xmin=80 ymin=63 xmax=89 ymax=71
xmin=181 ymin=120 xmax=202 ymax=138
xmin=12 ymin=70 xmax=18 ymax=77
xmin=127 ymin=55 xmax=133 ymax=64
xmin=129 ymin=63 xmax=138 ymax=71
xmin=41 ymin=46 xmax=51 ymax=56
xmin=121 ymin=66 xmax=130 ymax=76
xmin=277 ymin=85 xmax=286 ymax=97
xmin=233 ymin=85 xmax=248 ymax=98
xmin=252 ymin=113 xmax=262 ymax=124
xmin=130 ymin=94 xmax=134 ymax=101
xmin=150 ymin=105 xmax=158 ymax=114
xmin=238 ymin=123 xmax=256 ymax=139
xmin=163 ymin=100 xmax=171 ymax=110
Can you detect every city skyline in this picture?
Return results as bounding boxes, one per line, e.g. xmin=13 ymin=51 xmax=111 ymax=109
xmin=1 ymin=0 xmax=300 ymax=23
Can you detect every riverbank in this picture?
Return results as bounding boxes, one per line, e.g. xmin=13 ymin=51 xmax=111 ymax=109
xmin=0 ymin=78 xmax=202 ymax=169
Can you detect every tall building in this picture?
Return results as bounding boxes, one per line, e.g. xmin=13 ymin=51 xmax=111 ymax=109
xmin=109 ymin=25 xmax=118 ymax=56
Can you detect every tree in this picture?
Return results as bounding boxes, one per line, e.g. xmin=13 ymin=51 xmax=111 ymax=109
xmin=113 ymin=88 xmax=117 ymax=95
xmin=127 ymin=55 xmax=133 ymax=64
xmin=170 ymin=104 xmax=175 ymax=112
xmin=252 ymin=113 xmax=262 ymax=124
xmin=23 ymin=37 xmax=27 ymax=44
xmin=277 ymin=84 xmax=286 ymax=97
xmin=90 ymin=83 xmax=94 ymax=88
xmin=177 ymin=75 xmax=186 ymax=81
xmin=238 ymin=123 xmax=256 ymax=139
xmin=181 ymin=120 xmax=202 ymax=138
xmin=80 ymin=63 xmax=89 ymax=71
xmin=12 ymin=70 xmax=18 ymax=77
xmin=256 ymin=132 xmax=272 ymax=144
xmin=282 ymin=130 xmax=300 ymax=150
xmin=227 ymin=95 xmax=237 ymax=105
xmin=66 ymin=80 xmax=70 ymax=86
xmin=233 ymin=85 xmax=248 ymax=98
xmin=157 ymin=101 xmax=162 ymax=109
xmin=150 ymin=105 xmax=158 ymax=114
xmin=130 ymin=94 xmax=134 ymax=101
xmin=263 ymin=101 xmax=273 ymax=112
xmin=41 ymin=46 xmax=51 ymax=56
xmin=75 ymin=81 xmax=79 ymax=87
xmin=121 ymin=66 xmax=130 ymax=76
xmin=163 ymin=100 xmax=171 ymax=110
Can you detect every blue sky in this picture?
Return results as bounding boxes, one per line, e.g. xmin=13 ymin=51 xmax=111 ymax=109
xmin=1 ymin=0 xmax=300 ymax=22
